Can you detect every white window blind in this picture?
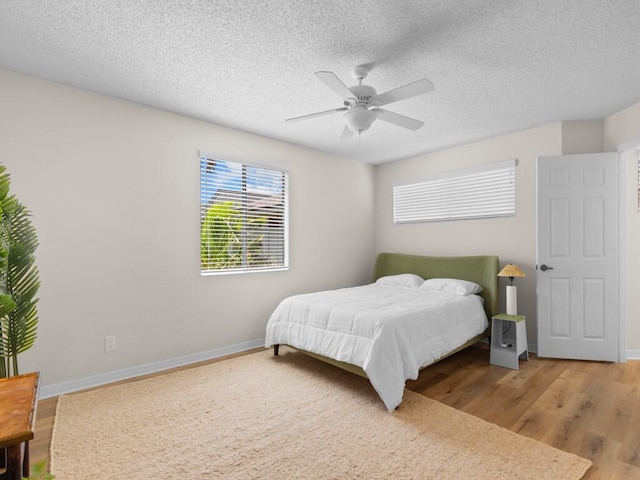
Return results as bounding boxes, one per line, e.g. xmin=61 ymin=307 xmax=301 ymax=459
xmin=200 ymin=157 xmax=288 ymax=274
xmin=394 ymin=159 xmax=516 ymax=223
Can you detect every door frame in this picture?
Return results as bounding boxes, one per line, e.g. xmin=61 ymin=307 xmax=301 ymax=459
xmin=616 ymin=137 xmax=640 ymax=362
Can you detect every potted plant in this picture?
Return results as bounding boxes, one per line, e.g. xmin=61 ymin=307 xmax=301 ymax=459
xmin=0 ymin=164 xmax=40 ymax=378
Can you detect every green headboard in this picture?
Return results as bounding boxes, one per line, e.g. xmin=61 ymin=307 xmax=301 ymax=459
xmin=372 ymin=252 xmax=499 ymax=319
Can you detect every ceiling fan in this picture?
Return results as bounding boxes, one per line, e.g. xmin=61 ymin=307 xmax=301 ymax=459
xmin=286 ymin=65 xmax=434 ymax=139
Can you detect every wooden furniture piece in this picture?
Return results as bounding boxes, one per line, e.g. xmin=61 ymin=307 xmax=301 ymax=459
xmin=0 ymin=372 xmax=40 ymax=480
xmin=490 ymin=314 xmax=528 ymax=369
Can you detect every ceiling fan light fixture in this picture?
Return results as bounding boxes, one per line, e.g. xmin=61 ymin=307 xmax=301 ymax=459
xmin=344 ymin=106 xmax=377 ymax=134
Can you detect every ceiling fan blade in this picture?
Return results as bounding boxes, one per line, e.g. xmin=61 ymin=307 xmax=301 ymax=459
xmin=372 ymin=108 xmax=424 ymax=130
xmin=340 ymin=125 xmax=354 ymax=140
xmin=371 ymin=79 xmax=434 ymax=107
xmin=314 ymin=71 xmax=355 ymax=101
xmin=286 ymin=107 xmax=348 ymax=123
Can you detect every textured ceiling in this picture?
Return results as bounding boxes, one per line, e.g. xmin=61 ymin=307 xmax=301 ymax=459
xmin=1 ymin=1 xmax=639 ymax=164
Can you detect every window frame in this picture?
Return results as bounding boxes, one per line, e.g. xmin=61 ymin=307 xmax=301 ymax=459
xmin=200 ymin=155 xmax=289 ymax=276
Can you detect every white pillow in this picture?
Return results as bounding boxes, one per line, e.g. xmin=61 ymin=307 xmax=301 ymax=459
xmin=421 ymin=278 xmax=483 ymax=296
xmin=376 ymin=273 xmax=425 ymax=288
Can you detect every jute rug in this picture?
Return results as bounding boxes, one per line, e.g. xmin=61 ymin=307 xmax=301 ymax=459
xmin=51 ymin=348 xmax=591 ymax=479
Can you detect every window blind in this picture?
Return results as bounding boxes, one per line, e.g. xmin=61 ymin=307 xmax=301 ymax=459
xmin=200 ymin=157 xmax=288 ymax=274
xmin=394 ymin=159 xmax=516 ymax=223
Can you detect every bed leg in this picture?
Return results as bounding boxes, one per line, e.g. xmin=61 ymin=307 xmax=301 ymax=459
xmin=273 ymin=344 xmax=280 ymax=356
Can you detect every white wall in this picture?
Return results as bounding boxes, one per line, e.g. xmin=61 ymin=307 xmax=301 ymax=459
xmin=604 ymin=101 xmax=640 ymax=353
xmin=375 ymin=124 xmax=563 ymax=348
xmin=0 ymin=69 xmax=376 ymax=392
xmin=561 ymin=119 xmax=604 ymax=154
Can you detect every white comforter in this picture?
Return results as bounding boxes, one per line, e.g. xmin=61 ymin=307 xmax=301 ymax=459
xmin=265 ymin=283 xmax=488 ymax=411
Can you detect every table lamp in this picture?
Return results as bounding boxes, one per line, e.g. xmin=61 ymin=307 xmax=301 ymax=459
xmin=498 ymin=264 xmax=526 ymax=315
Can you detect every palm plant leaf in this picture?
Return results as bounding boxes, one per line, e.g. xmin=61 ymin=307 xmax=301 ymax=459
xmin=0 ymin=165 xmax=40 ymax=377
xmin=0 ymin=165 xmax=10 ymax=202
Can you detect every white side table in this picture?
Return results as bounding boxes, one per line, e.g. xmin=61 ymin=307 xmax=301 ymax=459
xmin=490 ymin=314 xmax=529 ymax=369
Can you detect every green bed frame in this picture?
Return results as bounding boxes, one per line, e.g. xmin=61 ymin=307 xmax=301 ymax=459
xmin=372 ymin=252 xmax=499 ymax=320
xmin=275 ymin=252 xmax=500 ymax=378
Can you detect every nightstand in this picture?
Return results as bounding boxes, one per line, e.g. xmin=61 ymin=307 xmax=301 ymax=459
xmin=490 ymin=314 xmax=528 ymax=369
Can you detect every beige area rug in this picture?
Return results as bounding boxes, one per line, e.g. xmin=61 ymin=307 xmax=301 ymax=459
xmin=51 ymin=348 xmax=591 ymax=479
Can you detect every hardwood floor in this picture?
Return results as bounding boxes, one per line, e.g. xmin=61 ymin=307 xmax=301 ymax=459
xmin=406 ymin=344 xmax=640 ymax=480
xmin=29 ymin=345 xmax=640 ymax=479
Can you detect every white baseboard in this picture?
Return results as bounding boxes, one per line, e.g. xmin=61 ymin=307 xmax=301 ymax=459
xmin=626 ymin=350 xmax=640 ymax=360
xmin=39 ymin=338 xmax=266 ymax=399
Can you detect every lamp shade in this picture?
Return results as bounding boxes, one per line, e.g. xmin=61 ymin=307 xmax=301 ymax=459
xmin=497 ymin=264 xmax=526 ymax=278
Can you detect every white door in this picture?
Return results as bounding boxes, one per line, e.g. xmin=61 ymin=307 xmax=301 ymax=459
xmin=537 ymin=153 xmax=619 ymax=361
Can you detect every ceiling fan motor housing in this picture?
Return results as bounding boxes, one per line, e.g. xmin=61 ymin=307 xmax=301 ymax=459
xmin=349 ymin=84 xmax=377 ymax=104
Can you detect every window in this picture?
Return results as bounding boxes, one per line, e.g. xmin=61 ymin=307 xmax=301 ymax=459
xmin=393 ymin=159 xmax=516 ymax=223
xmin=200 ymin=157 xmax=288 ymax=274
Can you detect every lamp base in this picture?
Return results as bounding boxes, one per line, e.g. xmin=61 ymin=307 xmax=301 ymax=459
xmin=506 ymin=285 xmax=517 ymax=315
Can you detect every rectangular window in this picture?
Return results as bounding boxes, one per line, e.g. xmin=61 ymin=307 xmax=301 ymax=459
xmin=393 ymin=159 xmax=516 ymax=223
xmin=200 ymin=157 xmax=288 ymax=274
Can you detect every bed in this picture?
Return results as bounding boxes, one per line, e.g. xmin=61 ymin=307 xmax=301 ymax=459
xmin=265 ymin=252 xmax=499 ymax=411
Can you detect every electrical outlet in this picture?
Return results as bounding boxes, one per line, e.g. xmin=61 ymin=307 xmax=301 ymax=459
xmin=105 ymin=335 xmax=117 ymax=353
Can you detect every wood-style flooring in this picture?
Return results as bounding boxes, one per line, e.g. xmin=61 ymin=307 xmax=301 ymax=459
xmin=29 ymin=345 xmax=640 ymax=479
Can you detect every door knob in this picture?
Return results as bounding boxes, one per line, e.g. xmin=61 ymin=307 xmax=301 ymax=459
xmin=540 ymin=264 xmax=554 ymax=271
